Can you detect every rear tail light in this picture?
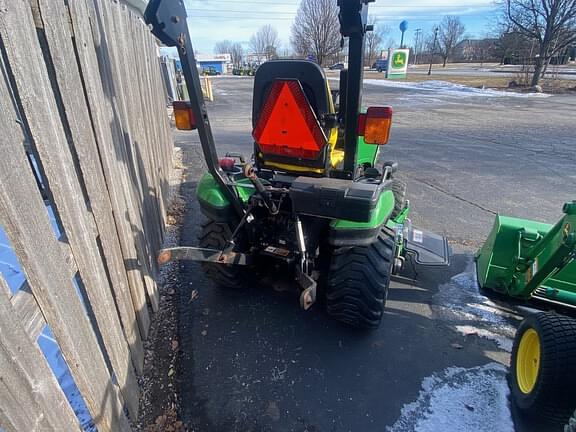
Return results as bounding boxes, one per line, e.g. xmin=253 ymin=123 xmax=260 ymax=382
xmin=358 ymin=107 xmax=393 ymax=145
xmin=173 ymin=101 xmax=196 ymax=130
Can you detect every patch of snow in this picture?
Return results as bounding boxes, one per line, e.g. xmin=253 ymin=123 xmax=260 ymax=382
xmin=432 ymin=258 xmax=517 ymax=352
xmin=455 ymin=326 xmax=514 ymax=352
xmin=387 ymin=363 xmax=514 ymax=432
xmin=362 ymin=79 xmax=551 ymax=99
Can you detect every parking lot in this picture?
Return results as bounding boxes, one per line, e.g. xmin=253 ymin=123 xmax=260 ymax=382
xmin=171 ymin=76 xmax=575 ymax=431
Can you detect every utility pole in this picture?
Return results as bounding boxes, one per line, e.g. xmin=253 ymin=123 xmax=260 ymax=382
xmin=428 ymin=27 xmax=439 ymax=76
xmin=413 ymin=28 xmax=422 ymax=65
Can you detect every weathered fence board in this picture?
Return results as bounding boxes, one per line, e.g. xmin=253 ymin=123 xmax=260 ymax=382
xmin=0 ymin=0 xmax=173 ymax=426
xmin=1 ymin=0 xmax=139 ymax=420
xmin=11 ymin=283 xmax=46 ymax=341
xmin=0 ymin=62 xmax=130 ymax=431
xmin=36 ymin=0 xmax=144 ymax=374
xmin=113 ymin=4 xmax=164 ymax=303
xmin=0 ymin=276 xmax=81 ymax=432
xmin=68 ymin=0 xmax=151 ymax=338
xmin=91 ymin=0 xmax=160 ymax=312
xmin=126 ymin=8 xmax=165 ymax=252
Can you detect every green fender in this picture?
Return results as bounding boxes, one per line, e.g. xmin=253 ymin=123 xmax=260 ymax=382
xmin=196 ymin=173 xmax=254 ymax=221
xmin=329 ymin=190 xmax=395 ymax=247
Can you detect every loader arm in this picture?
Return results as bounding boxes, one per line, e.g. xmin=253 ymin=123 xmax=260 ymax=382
xmin=520 ymin=202 xmax=576 ymax=296
xmin=477 ymin=201 xmax=576 ymax=302
xmin=144 ymin=0 xmax=244 ymax=218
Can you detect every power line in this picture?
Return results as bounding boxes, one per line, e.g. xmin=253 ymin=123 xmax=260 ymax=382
xmin=185 ymin=12 xmax=495 ymax=22
xmin=187 ymin=0 xmax=496 ymax=7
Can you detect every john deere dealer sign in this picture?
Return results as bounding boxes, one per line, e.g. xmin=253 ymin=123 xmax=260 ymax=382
xmin=386 ymin=49 xmax=410 ymax=79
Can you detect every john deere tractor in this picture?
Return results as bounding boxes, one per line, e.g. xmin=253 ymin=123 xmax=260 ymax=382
xmin=145 ymin=0 xmax=449 ymax=329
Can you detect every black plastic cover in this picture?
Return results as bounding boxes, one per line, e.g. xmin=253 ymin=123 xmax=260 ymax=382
xmin=290 ymin=177 xmax=383 ymax=223
xmin=404 ymin=227 xmax=451 ymax=266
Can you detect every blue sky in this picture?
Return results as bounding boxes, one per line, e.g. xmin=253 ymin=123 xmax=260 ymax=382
xmin=182 ymin=0 xmax=500 ymax=54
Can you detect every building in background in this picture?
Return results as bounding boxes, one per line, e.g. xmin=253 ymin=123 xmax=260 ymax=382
xmin=454 ymin=39 xmax=499 ymax=63
xmin=195 ymin=53 xmax=231 ymax=74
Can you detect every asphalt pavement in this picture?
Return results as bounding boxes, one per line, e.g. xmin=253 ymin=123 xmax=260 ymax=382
xmin=172 ymin=76 xmax=575 ymax=432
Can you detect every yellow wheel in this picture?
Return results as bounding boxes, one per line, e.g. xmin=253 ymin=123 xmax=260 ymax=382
xmin=515 ymin=328 xmax=540 ymax=394
xmin=510 ymin=313 xmax=576 ymax=426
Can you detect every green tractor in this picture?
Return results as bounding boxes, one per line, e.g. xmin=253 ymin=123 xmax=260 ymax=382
xmin=477 ymin=201 xmax=576 ymax=427
xmin=145 ymin=0 xmax=449 ymax=329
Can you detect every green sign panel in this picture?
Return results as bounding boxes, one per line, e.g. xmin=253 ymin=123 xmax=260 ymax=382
xmin=386 ymin=49 xmax=410 ymax=79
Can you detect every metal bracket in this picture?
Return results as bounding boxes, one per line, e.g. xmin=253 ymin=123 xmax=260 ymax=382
xmin=297 ymin=270 xmax=317 ymax=311
xmin=157 ymin=247 xmax=251 ymax=266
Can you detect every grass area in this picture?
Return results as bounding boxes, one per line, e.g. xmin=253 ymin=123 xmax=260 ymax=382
xmin=405 ymin=73 xmax=510 ymax=88
xmin=362 ymin=70 xmax=576 ymax=93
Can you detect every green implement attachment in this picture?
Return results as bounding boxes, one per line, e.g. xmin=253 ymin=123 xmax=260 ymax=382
xmin=476 ymin=201 xmax=576 ymax=307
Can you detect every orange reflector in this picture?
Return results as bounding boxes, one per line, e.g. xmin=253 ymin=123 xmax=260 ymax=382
xmin=252 ymin=80 xmax=327 ymax=160
xmin=361 ymin=107 xmax=393 ymax=145
xmin=173 ymin=101 xmax=196 ymax=130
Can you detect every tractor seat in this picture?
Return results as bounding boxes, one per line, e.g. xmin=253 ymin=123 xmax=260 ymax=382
xmin=252 ymin=60 xmax=341 ymax=175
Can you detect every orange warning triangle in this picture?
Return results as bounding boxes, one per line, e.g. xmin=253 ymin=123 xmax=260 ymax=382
xmin=253 ymin=81 xmax=326 ymax=158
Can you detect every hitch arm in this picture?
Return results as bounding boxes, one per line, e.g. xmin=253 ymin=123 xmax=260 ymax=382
xmin=144 ymin=0 xmax=244 ymax=218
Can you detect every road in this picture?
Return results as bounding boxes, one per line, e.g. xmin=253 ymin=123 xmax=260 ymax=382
xmin=172 ymin=76 xmax=575 ymax=432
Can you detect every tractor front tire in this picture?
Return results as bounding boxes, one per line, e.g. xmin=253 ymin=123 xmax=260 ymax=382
xmin=510 ymin=313 xmax=576 ymax=426
xmin=326 ymin=227 xmax=396 ymax=329
xmin=390 ymin=179 xmax=407 ymax=219
xmin=199 ymin=220 xmax=245 ymax=289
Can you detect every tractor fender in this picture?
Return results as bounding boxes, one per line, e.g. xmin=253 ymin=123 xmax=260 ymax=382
xmin=328 ymin=189 xmax=395 ymax=247
xmin=196 ymin=173 xmax=253 ymax=223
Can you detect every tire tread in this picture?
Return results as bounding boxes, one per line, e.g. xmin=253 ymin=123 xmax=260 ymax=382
xmin=326 ymin=227 xmax=396 ymax=329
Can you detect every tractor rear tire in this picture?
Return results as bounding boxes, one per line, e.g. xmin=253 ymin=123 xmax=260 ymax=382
xmin=326 ymin=227 xmax=396 ymax=329
xmin=390 ymin=179 xmax=407 ymax=219
xmin=510 ymin=313 xmax=576 ymax=426
xmin=199 ymin=220 xmax=245 ymax=289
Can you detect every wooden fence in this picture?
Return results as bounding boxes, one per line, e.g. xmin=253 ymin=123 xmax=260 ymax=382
xmin=0 ymin=0 xmax=173 ymax=430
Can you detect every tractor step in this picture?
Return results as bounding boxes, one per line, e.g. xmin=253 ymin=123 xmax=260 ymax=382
xmin=404 ymin=226 xmax=451 ymax=267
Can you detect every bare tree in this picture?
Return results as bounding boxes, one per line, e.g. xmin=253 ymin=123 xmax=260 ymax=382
xmin=230 ymin=43 xmax=244 ymax=68
xmin=494 ymin=27 xmax=534 ymax=64
xmin=214 ymin=40 xmax=232 ymax=55
xmin=437 ymin=16 xmax=466 ymax=67
xmin=384 ymin=37 xmax=397 ymax=50
xmin=214 ymin=40 xmax=244 ymax=68
xmin=250 ymin=25 xmax=280 ymax=60
xmin=290 ymin=0 xmax=341 ymax=66
xmin=365 ymin=18 xmax=390 ymax=66
xmin=501 ymin=0 xmax=576 ymax=86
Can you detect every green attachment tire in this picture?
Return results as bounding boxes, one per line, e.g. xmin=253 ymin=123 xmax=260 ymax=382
xmin=199 ymin=220 xmax=245 ymax=289
xmin=325 ymin=226 xmax=396 ymax=329
xmin=510 ymin=313 xmax=576 ymax=426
